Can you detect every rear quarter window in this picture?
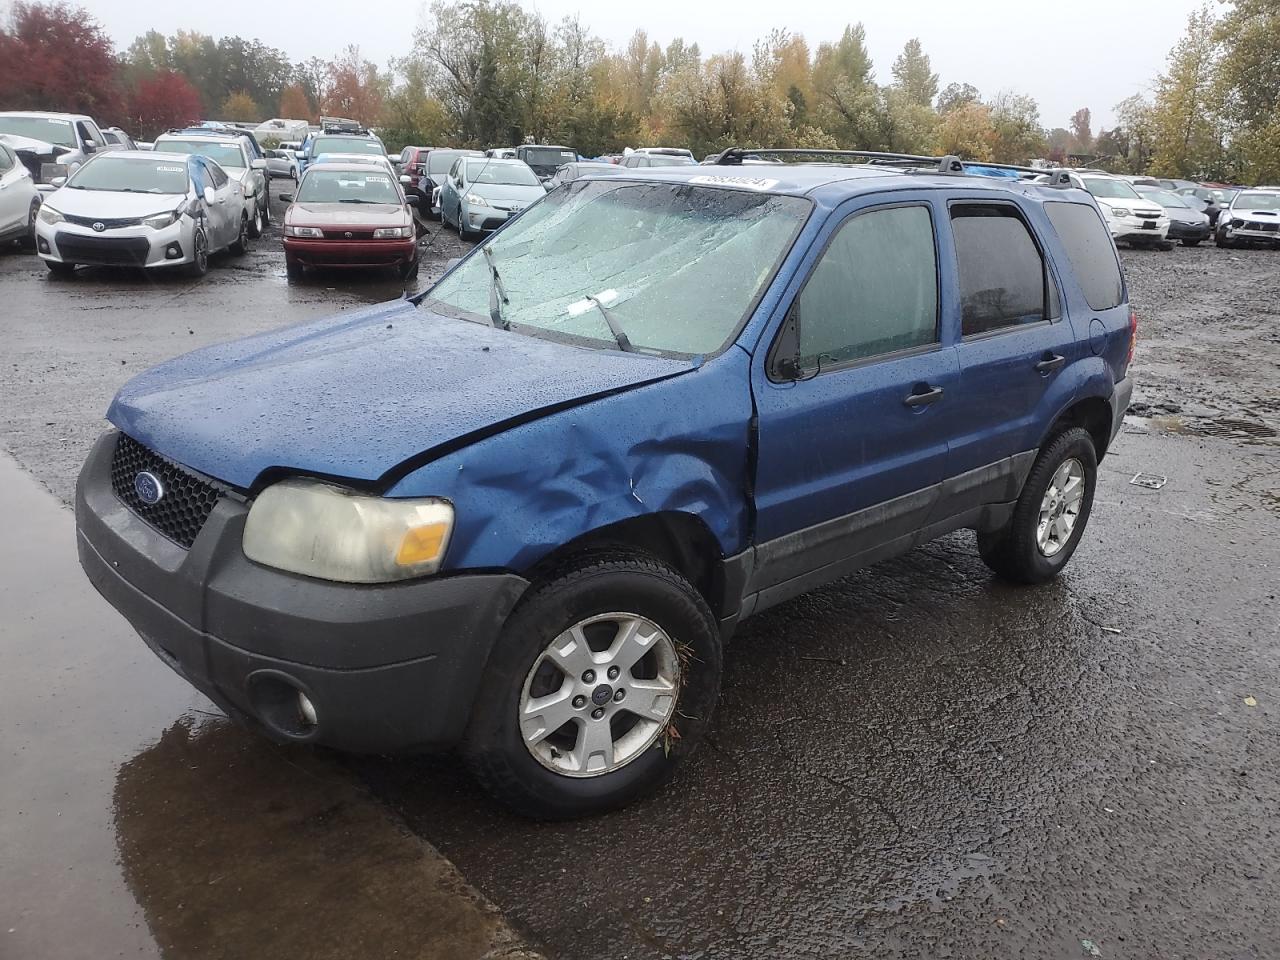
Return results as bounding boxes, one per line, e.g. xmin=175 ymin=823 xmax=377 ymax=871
xmin=1045 ymin=201 xmax=1125 ymax=311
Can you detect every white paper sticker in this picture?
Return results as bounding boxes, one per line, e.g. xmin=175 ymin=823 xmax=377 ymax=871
xmin=688 ymin=175 xmax=780 ymax=191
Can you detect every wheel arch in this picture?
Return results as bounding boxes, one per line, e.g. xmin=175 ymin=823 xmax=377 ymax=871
xmin=1042 ymin=394 xmax=1113 ymax=460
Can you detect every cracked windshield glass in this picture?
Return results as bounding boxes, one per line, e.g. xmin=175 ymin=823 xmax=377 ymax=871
xmin=426 ymin=181 xmax=810 ymax=355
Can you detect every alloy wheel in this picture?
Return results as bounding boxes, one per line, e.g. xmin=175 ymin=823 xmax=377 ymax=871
xmin=1037 ymin=458 xmax=1085 ymax=557
xmin=518 ymin=613 xmax=680 ymax=777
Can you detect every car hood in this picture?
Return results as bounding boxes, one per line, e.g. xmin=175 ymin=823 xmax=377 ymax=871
xmin=1163 ymin=206 xmax=1208 ymax=224
xmin=467 ymin=183 xmax=546 ymax=205
xmin=286 ymin=202 xmax=409 ymax=226
xmin=46 ymin=187 xmax=186 ymax=217
xmin=1231 ymin=207 xmax=1280 ymax=220
xmin=106 ymin=300 xmax=689 ymax=489
xmin=0 ymin=133 xmax=61 ymax=154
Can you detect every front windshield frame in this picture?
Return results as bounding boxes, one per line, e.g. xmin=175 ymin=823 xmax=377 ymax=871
xmin=464 ymin=160 xmax=540 ymax=187
xmin=312 ymin=137 xmax=384 ymax=157
xmin=1234 ymin=192 xmax=1280 ymax=211
xmin=423 ymin=180 xmax=813 ymax=360
xmin=66 ymin=155 xmax=190 ymax=194
xmin=296 ymin=168 xmax=402 ymax=204
xmin=0 ymin=115 xmax=77 ymax=148
xmin=160 ymin=139 xmax=246 ymax=169
xmin=1083 ymin=177 xmax=1141 ymax=200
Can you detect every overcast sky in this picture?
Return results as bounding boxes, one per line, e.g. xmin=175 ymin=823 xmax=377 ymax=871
xmin=76 ymin=0 xmax=1203 ymax=129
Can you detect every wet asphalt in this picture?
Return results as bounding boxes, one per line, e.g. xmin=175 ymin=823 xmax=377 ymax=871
xmin=1 ymin=199 xmax=1278 ymax=959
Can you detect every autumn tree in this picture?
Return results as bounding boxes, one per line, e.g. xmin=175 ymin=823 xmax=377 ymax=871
xmin=126 ymin=70 xmax=202 ymax=138
xmin=0 ymin=1 xmax=122 ymax=117
xmin=937 ymin=102 xmax=996 ymax=160
xmin=1069 ymin=107 xmax=1093 ymax=153
xmin=279 ymin=84 xmax=312 ymax=120
xmin=322 ymin=46 xmax=385 ymax=125
xmin=936 ymin=82 xmax=980 ymax=115
xmin=219 ymin=91 xmax=259 ymax=121
xmin=988 ymin=91 xmax=1046 ymax=162
xmin=891 ymin=38 xmax=937 ymax=108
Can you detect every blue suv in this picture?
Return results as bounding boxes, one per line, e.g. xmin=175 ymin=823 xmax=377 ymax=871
xmin=76 ymin=153 xmax=1135 ymax=818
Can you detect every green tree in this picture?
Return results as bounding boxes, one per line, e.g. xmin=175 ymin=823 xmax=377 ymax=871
xmin=1149 ymin=5 xmax=1223 ymax=178
xmin=1213 ymin=0 xmax=1280 ymax=181
xmin=811 ymin=24 xmax=878 ymax=146
xmin=891 ymin=38 xmax=937 ymax=108
xmin=988 ymin=91 xmax=1046 ymax=163
xmin=936 ymin=101 xmax=996 ymax=160
xmin=219 ymin=90 xmax=259 ymax=122
xmin=936 ymin=81 xmax=980 ymax=115
xmin=1069 ymin=107 xmax=1093 ymax=153
xmin=1111 ymin=94 xmax=1155 ymax=174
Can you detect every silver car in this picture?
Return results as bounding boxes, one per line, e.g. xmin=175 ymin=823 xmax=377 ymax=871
xmin=263 ymin=149 xmax=299 ymax=181
xmin=439 ymin=157 xmax=546 ymax=238
xmin=1215 ymin=188 xmax=1280 ymax=248
xmin=0 ymin=137 xmax=41 ymax=246
xmin=34 ymin=150 xmax=251 ymax=277
xmin=154 ymin=132 xmax=270 ymax=237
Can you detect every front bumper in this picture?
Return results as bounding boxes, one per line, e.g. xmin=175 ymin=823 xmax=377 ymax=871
xmin=1109 ymin=214 xmax=1170 ymax=242
xmin=1110 ymin=376 xmax=1133 ymax=445
xmin=283 ymin=236 xmax=417 ymax=267
xmin=464 ymin=204 xmax=524 ymax=233
xmin=1220 ymin=222 xmax=1280 ymax=243
xmin=35 ymin=217 xmax=192 ymax=267
xmin=1167 ymin=220 xmax=1211 ymax=241
xmin=75 ymin=431 xmax=528 ymax=753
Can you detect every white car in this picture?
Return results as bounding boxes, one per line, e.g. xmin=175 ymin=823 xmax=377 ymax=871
xmin=1215 ymin=188 xmax=1280 ymax=248
xmin=35 ymin=150 xmax=251 ymax=278
xmin=263 ymin=149 xmax=300 ymax=181
xmin=154 ymin=131 xmax=270 ymax=238
xmin=0 ymin=137 xmax=41 ymax=246
xmin=0 ymin=111 xmax=111 ymax=188
xmin=312 ymin=152 xmax=399 ymax=178
xmin=1068 ymin=171 xmax=1170 ymax=248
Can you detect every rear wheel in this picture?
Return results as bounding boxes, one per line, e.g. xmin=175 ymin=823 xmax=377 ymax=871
xmin=977 ymin=427 xmax=1098 ymax=585
xmin=464 ymin=553 xmax=722 ymax=819
xmin=23 ymin=198 xmax=40 ymax=248
xmin=45 ymin=259 xmax=76 ymax=277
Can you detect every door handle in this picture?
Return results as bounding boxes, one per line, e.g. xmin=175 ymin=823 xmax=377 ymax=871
xmin=1035 ymin=352 xmax=1066 ymax=373
xmin=904 ymin=384 xmax=944 ymax=407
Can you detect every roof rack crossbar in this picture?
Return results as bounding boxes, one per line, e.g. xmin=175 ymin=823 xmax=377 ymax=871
xmin=713 ymin=147 xmax=1052 ymax=178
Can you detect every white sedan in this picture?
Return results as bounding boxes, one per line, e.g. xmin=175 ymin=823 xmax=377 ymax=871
xmin=0 ymin=136 xmax=41 ymax=247
xmin=35 ymin=150 xmax=251 ymax=277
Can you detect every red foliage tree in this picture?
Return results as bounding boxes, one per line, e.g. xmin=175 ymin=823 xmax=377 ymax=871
xmin=278 ymin=84 xmax=313 ymax=121
xmin=0 ymin=2 xmax=122 ymax=119
xmin=127 ymin=70 xmax=203 ymax=139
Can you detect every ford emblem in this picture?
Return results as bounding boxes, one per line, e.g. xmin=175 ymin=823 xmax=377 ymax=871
xmin=134 ymin=471 xmax=165 ymax=505
xmin=92 ymin=221 xmax=106 ymax=232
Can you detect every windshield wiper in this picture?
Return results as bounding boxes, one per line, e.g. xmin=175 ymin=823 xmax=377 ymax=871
xmin=585 ymin=295 xmax=632 ymax=352
xmin=337 ymin=198 xmax=379 ymax=204
xmin=483 ymin=246 xmax=510 ymax=331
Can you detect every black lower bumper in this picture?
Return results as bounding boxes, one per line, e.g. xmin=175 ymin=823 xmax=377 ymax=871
xmin=1167 ymin=222 xmax=1211 ymax=241
xmin=76 ymin=431 xmax=529 ymax=753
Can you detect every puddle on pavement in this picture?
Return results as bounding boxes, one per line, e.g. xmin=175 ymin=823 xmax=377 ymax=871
xmin=1125 ymin=412 xmax=1279 ymax=445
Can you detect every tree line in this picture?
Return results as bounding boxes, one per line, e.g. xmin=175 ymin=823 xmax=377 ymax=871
xmin=1 ymin=0 xmax=1276 ymax=182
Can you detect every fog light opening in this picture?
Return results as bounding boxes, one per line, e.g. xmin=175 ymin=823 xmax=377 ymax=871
xmin=164 ymin=242 xmax=183 ymax=259
xmin=37 ymin=237 xmax=50 ymax=254
xmin=247 ymin=671 xmax=319 ymax=739
xmin=297 ymin=691 xmax=318 ymax=727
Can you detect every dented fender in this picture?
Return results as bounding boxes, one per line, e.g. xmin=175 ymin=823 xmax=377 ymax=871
xmin=386 ymin=349 xmax=755 ymax=573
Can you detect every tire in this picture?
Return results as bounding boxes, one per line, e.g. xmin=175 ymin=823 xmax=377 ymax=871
xmin=23 ymin=198 xmax=40 ymax=249
xmin=285 ymin=256 xmax=304 ymax=281
xmin=184 ymin=228 xmax=209 ymax=278
xmin=262 ymin=185 xmax=271 ymax=224
xmin=977 ymin=426 xmax=1098 ymax=585
xmin=228 ymin=215 xmax=249 ymax=256
xmin=1215 ymin=230 xmax=1234 ymax=249
xmin=247 ymin=200 xmax=264 ymax=239
xmin=45 ymin=259 xmax=76 ymax=277
xmin=458 ymin=207 xmax=475 ymax=240
xmin=464 ymin=552 xmax=722 ymax=820
xmin=398 ymin=258 xmax=419 ymax=281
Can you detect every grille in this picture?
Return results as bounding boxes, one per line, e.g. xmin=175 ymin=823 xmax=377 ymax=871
xmin=64 ymin=213 xmax=142 ymax=229
xmin=321 ymin=229 xmax=375 ymax=240
xmin=1248 ymin=221 xmax=1279 ymax=232
xmin=110 ymin=433 xmax=224 ymax=548
xmin=55 ymin=233 xmax=149 ymax=265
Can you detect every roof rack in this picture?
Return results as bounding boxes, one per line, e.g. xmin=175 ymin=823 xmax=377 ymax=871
xmin=712 ymin=147 xmax=1064 ymax=182
xmin=319 ymin=116 xmax=369 ymax=135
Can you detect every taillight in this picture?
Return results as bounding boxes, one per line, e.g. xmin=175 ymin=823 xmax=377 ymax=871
xmin=1127 ymin=308 xmax=1138 ymax=365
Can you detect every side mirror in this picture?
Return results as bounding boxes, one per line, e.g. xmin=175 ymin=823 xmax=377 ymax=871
xmin=294 ymin=151 xmax=305 ymax=160
xmin=399 ymin=174 xmax=412 ymax=185
xmin=251 ymin=158 xmax=267 ymax=170
xmin=203 ymin=186 xmax=215 ymax=205
xmin=50 ymin=176 xmax=67 ymax=188
xmin=278 ymin=193 xmax=294 ymax=204
xmin=83 ymin=139 xmax=98 ymax=153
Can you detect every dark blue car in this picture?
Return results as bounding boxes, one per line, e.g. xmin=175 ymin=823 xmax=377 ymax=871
xmin=76 ymin=158 xmax=1135 ymax=818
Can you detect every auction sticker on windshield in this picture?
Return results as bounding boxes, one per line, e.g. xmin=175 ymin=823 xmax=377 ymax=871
xmin=689 ymin=175 xmax=780 ymax=191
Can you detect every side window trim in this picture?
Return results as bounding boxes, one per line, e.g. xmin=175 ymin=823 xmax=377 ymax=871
xmin=947 ymin=198 xmax=1062 ymax=340
xmin=767 ymin=199 xmax=943 ymax=381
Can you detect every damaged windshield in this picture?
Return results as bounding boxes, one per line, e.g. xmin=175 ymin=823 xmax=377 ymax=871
xmin=425 ymin=180 xmax=809 ymax=356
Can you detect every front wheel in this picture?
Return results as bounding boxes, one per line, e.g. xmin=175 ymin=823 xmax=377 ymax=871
xmin=398 ymin=258 xmax=419 ymax=281
xmin=184 ymin=228 xmax=209 ymax=278
xmin=1215 ymin=230 xmax=1235 ymax=248
xmin=464 ymin=553 xmax=722 ymax=819
xmin=977 ymin=427 xmax=1098 ymax=584
xmin=23 ymin=198 xmax=41 ymax=248
xmin=248 ymin=201 xmax=264 ymax=239
xmin=458 ymin=208 xmax=475 ymax=240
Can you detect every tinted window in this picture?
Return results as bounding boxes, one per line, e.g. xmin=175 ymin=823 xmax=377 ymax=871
xmin=1045 ymin=201 xmax=1124 ymax=311
xmin=951 ymin=205 xmax=1048 ymax=336
xmin=795 ymin=205 xmax=938 ymax=366
xmin=206 ymin=161 xmax=228 ymax=189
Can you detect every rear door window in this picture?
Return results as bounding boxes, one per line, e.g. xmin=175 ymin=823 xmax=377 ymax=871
xmin=0 ymin=144 xmax=12 ymax=172
xmin=792 ymin=204 xmax=939 ymax=368
xmin=1044 ymin=201 xmax=1125 ymax=310
xmin=951 ymin=204 xmax=1052 ymax=336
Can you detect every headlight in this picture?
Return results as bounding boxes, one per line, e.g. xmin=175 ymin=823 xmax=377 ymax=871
xmin=38 ymin=205 xmax=64 ymax=225
xmin=465 ymin=193 xmax=490 ymax=206
xmin=142 ymin=210 xmax=181 ymax=230
xmin=243 ymin=480 xmax=453 ymax=583
xmin=373 ymin=225 xmax=413 ymax=239
xmin=1109 ymin=207 xmax=1131 ymax=218
xmin=285 ymin=225 xmax=323 ymax=238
